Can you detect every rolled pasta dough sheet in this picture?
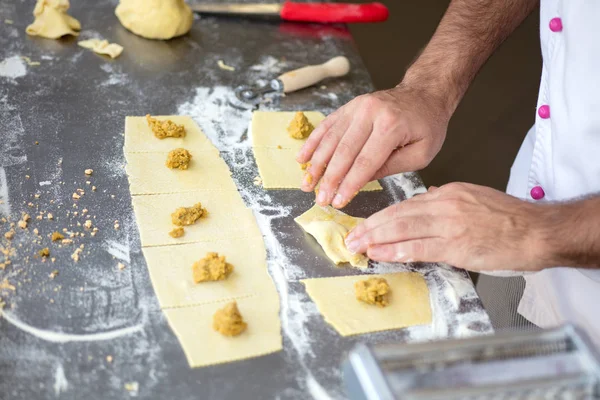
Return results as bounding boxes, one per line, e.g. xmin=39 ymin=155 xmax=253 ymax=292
xmin=125 ymin=151 xmax=237 ymax=194
xmin=302 ymin=272 xmax=432 ymax=336
xmin=164 ymin=294 xmax=282 ymax=368
xmin=143 ymin=238 xmax=269 ymax=308
xmin=251 ymin=111 xmax=382 ymax=191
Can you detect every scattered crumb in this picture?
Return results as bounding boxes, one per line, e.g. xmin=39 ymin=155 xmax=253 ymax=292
xmin=253 ymin=176 xmax=263 ymax=186
xmin=5 ymin=19 xmax=14 ymax=24
xmin=124 ymin=382 xmax=139 ymax=395
xmin=72 ymin=192 xmax=81 ymax=200
xmin=71 ymin=247 xmax=82 ymax=262
xmin=4 ymin=231 xmax=14 ymax=240
xmin=33 ymin=228 xmax=39 ymax=235
xmin=49 ymin=270 xmax=59 ymax=279
xmin=217 ymin=60 xmax=236 ymax=72
xmin=17 ymin=220 xmax=27 ymax=229
xmin=114 ymin=222 xmax=120 ymax=230
xmin=47 ymin=213 xmax=54 ymax=220
xmin=117 ymin=262 xmax=126 ymax=271
xmin=25 ymin=175 xmax=30 ymax=179
xmin=92 ymin=186 xmax=97 ymax=192
xmin=106 ymin=355 xmax=113 ymax=363
xmin=0 ymin=279 xmax=15 ymax=291
xmin=51 ymin=232 xmax=64 ymax=242
xmin=35 ymin=141 xmax=39 ymax=145
xmin=39 ymin=248 xmax=50 ymax=258
xmin=84 ymin=220 xmax=92 ymax=229
xmin=84 ymin=169 xmax=93 ymax=176
xmin=34 ymin=194 xmax=41 ymax=199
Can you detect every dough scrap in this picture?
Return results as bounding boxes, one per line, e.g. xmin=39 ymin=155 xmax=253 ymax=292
xmin=147 ymin=114 xmax=186 ymax=139
xmin=124 ymin=116 xmax=212 ymax=153
xmin=302 ymin=273 xmax=432 ymax=336
xmin=251 ymin=111 xmax=382 ymax=191
xmin=164 ymin=295 xmax=281 ymax=368
xmin=142 ymin=238 xmax=267 ymax=308
xmin=125 ymin=151 xmax=237 ymax=194
xmin=166 ymin=148 xmax=192 ymax=170
xmin=287 ymin=112 xmax=314 ymax=140
xmin=26 ymin=0 xmax=81 ymax=39
xmin=78 ymin=39 xmax=124 ymax=59
xmin=295 ymin=205 xmax=368 ymax=268
xmin=213 ymin=301 xmax=247 ymax=336
xmin=115 ymin=0 xmax=193 ymax=40
xmin=355 ymin=277 xmax=390 ymax=307
xmin=193 ymin=252 xmax=234 ymax=283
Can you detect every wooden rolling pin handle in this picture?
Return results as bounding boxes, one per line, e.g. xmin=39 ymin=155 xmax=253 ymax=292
xmin=278 ymin=56 xmax=351 ymax=93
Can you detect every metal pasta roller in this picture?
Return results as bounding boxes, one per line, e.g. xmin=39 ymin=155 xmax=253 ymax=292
xmin=343 ymin=324 xmax=600 ymax=399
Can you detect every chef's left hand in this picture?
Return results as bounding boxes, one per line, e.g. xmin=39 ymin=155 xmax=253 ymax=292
xmin=344 ymin=182 xmax=548 ymax=272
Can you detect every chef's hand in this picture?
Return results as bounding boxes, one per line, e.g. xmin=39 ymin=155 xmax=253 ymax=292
xmin=296 ymin=83 xmax=451 ymax=208
xmin=344 ymin=182 xmax=548 ymax=272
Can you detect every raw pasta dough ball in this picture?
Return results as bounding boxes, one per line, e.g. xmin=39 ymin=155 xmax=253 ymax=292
xmin=115 ymin=0 xmax=193 ymax=40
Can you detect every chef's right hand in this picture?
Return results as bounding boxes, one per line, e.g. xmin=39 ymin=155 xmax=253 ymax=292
xmin=296 ymin=82 xmax=452 ymax=208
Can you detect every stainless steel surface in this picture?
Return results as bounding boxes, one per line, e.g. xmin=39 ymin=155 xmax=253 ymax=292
xmin=0 ymin=1 xmax=492 ymax=399
xmin=190 ymin=3 xmax=282 ymax=17
xmin=345 ymin=325 xmax=600 ymax=400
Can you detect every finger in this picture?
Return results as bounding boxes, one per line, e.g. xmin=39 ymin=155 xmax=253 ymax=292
xmin=346 ymin=215 xmax=443 ymax=254
xmin=346 ymin=196 xmax=438 ymax=242
xmin=332 ymin=123 xmax=399 ymax=208
xmin=371 ymin=142 xmax=429 ymax=180
xmin=367 ymin=238 xmax=447 ymax=263
xmin=296 ymin=111 xmax=340 ymax=164
xmin=428 ymin=186 xmax=438 ymax=192
xmin=318 ymin=117 xmax=373 ymax=207
xmin=308 ymin=119 xmax=352 ymax=202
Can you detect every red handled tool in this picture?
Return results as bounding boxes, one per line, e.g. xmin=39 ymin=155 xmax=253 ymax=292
xmin=190 ymin=2 xmax=389 ymax=24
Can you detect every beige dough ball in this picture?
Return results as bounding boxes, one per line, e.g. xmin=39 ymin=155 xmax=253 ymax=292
xmin=115 ymin=0 xmax=193 ymax=40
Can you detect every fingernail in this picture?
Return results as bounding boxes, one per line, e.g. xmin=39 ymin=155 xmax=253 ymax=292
xmin=317 ymin=189 xmax=328 ymax=205
xmin=346 ymin=240 xmax=360 ymax=254
xmin=345 ymin=231 xmax=356 ymax=243
xmin=332 ymin=193 xmax=345 ymax=208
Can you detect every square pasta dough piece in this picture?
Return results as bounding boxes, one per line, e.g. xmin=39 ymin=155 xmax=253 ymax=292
xmin=302 ymin=272 xmax=432 ymax=336
xmin=124 ymin=116 xmax=215 ymax=153
xmin=253 ymin=148 xmax=382 ymax=190
xmin=125 ymin=151 xmax=237 ymax=194
xmin=131 ymin=191 xmax=262 ymax=247
xmin=251 ymin=111 xmax=325 ymax=150
xmin=164 ymin=293 xmax=282 ymax=368
xmin=143 ymin=238 xmax=271 ymax=308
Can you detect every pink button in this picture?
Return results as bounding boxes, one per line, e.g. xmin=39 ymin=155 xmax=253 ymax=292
xmin=549 ymin=17 xmax=563 ymax=32
xmin=538 ymin=105 xmax=550 ymax=119
xmin=531 ymin=186 xmax=545 ymax=200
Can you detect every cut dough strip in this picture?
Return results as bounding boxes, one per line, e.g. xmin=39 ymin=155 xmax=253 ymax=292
xmin=302 ymin=272 xmax=432 ymax=336
xmin=124 ymin=115 xmax=282 ymax=367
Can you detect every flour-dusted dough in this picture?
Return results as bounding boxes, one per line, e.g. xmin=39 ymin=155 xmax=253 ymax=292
xmin=164 ymin=294 xmax=282 ymax=368
xmin=124 ymin=116 xmax=212 ymax=153
xmin=125 ymin=151 xmax=237 ymax=194
xmin=131 ymin=191 xmax=262 ymax=247
xmin=252 ymin=111 xmax=326 ymax=150
xmin=142 ymin=238 xmax=268 ymax=308
xmin=251 ymin=111 xmax=382 ymax=191
xmin=124 ymin=115 xmax=282 ymax=368
xmin=295 ymin=205 xmax=368 ymax=268
xmin=115 ymin=0 xmax=193 ymax=40
xmin=26 ymin=0 xmax=81 ymax=39
xmin=302 ymin=272 xmax=432 ymax=336
xmin=78 ymin=39 xmax=124 ymax=59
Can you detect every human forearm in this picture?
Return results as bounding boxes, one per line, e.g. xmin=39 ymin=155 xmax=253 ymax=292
xmin=402 ymin=0 xmax=539 ymax=116
xmin=535 ymin=196 xmax=600 ymax=269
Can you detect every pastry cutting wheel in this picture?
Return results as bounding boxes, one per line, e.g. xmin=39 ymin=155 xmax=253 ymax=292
xmin=343 ymin=324 xmax=600 ymax=400
xmin=235 ymin=56 xmax=350 ymax=104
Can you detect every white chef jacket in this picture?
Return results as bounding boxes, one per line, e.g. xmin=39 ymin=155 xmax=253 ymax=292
xmin=505 ymin=0 xmax=600 ymax=348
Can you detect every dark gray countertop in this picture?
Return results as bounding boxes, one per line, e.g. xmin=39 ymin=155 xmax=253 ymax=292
xmin=0 ymin=1 xmax=492 ymax=399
